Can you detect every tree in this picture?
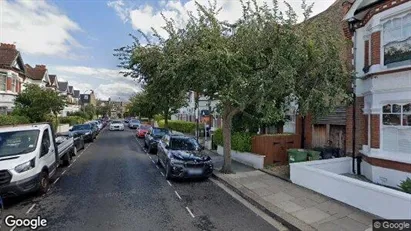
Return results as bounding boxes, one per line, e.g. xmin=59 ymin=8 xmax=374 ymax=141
xmin=96 ymin=105 xmax=111 ymax=118
xmin=128 ymin=92 xmax=159 ymax=120
xmin=14 ymin=84 xmax=65 ymax=122
xmin=83 ymin=104 xmax=96 ymax=120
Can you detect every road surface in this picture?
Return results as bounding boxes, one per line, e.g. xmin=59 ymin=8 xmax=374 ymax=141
xmin=3 ymin=128 xmax=278 ymax=231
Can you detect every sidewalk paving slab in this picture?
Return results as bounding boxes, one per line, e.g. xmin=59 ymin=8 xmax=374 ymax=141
xmin=207 ymin=147 xmax=379 ymax=231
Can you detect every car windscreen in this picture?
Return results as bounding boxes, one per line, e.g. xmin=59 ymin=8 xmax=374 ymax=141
xmin=0 ymin=130 xmax=40 ymax=157
xmin=111 ymin=121 xmax=122 ymax=124
xmin=140 ymin=125 xmax=151 ymax=130
xmin=152 ymin=128 xmax=169 ymax=137
xmin=72 ymin=124 xmax=91 ymax=130
xmin=169 ymin=137 xmax=200 ymax=151
xmin=131 ymin=120 xmax=140 ymax=123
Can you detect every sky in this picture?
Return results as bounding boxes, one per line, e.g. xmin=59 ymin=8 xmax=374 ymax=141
xmin=0 ymin=0 xmax=335 ymax=101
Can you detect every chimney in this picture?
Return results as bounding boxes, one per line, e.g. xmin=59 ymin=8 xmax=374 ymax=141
xmin=0 ymin=43 xmax=16 ymax=49
xmin=35 ymin=65 xmax=47 ymax=70
xmin=342 ymin=0 xmax=354 ymax=15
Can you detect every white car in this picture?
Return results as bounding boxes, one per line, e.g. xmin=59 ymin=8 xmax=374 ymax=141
xmin=110 ymin=120 xmax=124 ymax=131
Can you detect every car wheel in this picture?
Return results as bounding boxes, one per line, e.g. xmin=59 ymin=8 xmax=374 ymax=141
xmin=147 ymin=144 xmax=152 ymax=154
xmin=165 ymin=162 xmax=172 ymax=180
xmin=63 ymin=152 xmax=71 ymax=166
xmin=144 ymin=141 xmax=148 ymax=148
xmin=156 ymin=154 xmax=161 ymax=166
xmin=38 ymin=171 xmax=50 ymax=195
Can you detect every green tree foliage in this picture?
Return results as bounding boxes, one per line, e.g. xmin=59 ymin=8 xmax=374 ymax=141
xmin=128 ymin=92 xmax=159 ymax=120
xmin=83 ymin=104 xmax=96 ymax=120
xmin=13 ymin=84 xmax=65 ymax=122
xmin=116 ymin=0 xmax=350 ymax=173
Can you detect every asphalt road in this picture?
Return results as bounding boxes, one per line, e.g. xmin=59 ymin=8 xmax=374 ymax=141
xmin=3 ymin=127 xmax=277 ymax=231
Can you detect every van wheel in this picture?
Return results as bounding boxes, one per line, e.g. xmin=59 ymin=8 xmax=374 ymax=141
xmin=63 ymin=153 xmax=71 ymax=166
xmin=38 ymin=171 xmax=50 ymax=195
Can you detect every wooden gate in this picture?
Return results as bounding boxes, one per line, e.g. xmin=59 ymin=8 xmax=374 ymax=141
xmin=312 ymin=125 xmax=327 ymax=148
xmin=252 ymin=134 xmax=300 ymax=166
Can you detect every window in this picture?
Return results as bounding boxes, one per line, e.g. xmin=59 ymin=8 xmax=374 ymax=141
xmin=383 ymin=13 xmax=411 ymax=66
xmin=382 ymin=103 xmax=411 ymax=153
xmin=11 ymin=78 xmax=16 ymax=92
xmin=382 ymin=103 xmax=411 ymax=126
xmin=0 ymin=72 xmax=6 ymax=91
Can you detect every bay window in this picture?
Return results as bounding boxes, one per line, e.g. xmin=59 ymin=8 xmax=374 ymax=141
xmin=383 ymin=13 xmax=411 ymax=67
xmin=0 ymin=72 xmax=6 ymax=91
xmin=382 ymin=103 xmax=411 ymax=153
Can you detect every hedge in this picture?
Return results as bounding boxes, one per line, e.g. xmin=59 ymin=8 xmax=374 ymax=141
xmin=213 ymin=128 xmax=254 ymax=153
xmin=158 ymin=120 xmax=196 ymax=134
xmin=0 ymin=115 xmax=30 ymax=126
xmin=59 ymin=116 xmax=87 ymax=126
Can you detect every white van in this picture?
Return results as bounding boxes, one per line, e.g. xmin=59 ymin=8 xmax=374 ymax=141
xmin=0 ymin=123 xmax=74 ymax=197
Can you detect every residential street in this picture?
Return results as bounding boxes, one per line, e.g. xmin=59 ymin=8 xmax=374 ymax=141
xmin=3 ymin=128 xmax=277 ymax=231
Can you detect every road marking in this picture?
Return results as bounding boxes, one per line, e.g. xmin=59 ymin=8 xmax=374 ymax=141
xmin=174 ymin=191 xmax=182 ymax=200
xmin=186 ymin=207 xmax=195 ymax=218
xmin=152 ymin=160 xmax=156 ymax=164
xmin=53 ymin=177 xmax=61 ymax=184
xmin=149 ymin=156 xmax=152 ymax=160
xmin=10 ymin=225 xmax=16 ymax=231
xmin=156 ymin=165 xmax=160 ymax=169
xmin=160 ymin=172 xmax=165 ymax=177
xmin=73 ymin=159 xmax=77 ymax=163
xmin=167 ymin=180 xmax=172 ymax=186
xmin=62 ymin=170 xmax=67 ymax=175
xmin=26 ymin=204 xmax=36 ymax=214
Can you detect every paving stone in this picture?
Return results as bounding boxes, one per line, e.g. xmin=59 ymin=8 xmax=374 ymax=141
xmin=292 ymin=207 xmax=331 ymax=224
xmin=260 ymin=178 xmax=285 ymax=187
xmin=229 ymin=172 xmax=249 ymax=179
xmin=286 ymin=187 xmax=310 ymax=199
xmin=316 ymin=222 xmax=349 ymax=231
xmin=306 ymin=191 xmax=329 ymax=203
xmin=332 ymin=217 xmax=369 ymax=231
xmin=316 ymin=200 xmax=354 ymax=217
xmin=266 ymin=185 xmax=283 ymax=194
xmin=244 ymin=171 xmax=265 ymax=176
xmin=251 ymin=187 xmax=274 ymax=197
xmin=243 ymin=181 xmax=268 ymax=190
xmin=263 ymin=192 xmax=295 ymax=205
xmin=275 ymin=200 xmax=305 ymax=213
xmin=290 ymin=197 xmax=319 ymax=208
xmin=236 ymin=177 xmax=257 ymax=185
xmin=348 ymin=211 xmax=377 ymax=226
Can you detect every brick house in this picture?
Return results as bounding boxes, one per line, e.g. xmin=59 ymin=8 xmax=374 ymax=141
xmin=46 ymin=74 xmax=60 ymax=91
xmin=0 ymin=43 xmax=26 ymax=114
xmin=344 ymin=0 xmax=411 ymax=188
xmin=24 ymin=64 xmax=51 ymax=90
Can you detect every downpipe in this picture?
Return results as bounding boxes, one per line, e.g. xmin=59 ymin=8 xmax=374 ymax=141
xmin=351 ymin=28 xmax=357 ymax=174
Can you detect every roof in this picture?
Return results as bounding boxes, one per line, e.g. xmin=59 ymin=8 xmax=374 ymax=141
xmin=68 ymin=86 xmax=74 ymax=93
xmin=49 ymin=75 xmax=56 ymax=84
xmin=58 ymin=82 xmax=68 ymax=92
xmin=74 ymin=90 xmax=80 ymax=98
xmin=25 ymin=64 xmax=47 ymax=81
xmin=0 ymin=123 xmax=49 ymax=132
xmin=355 ymin=0 xmax=382 ymax=14
xmin=0 ymin=46 xmax=18 ymax=66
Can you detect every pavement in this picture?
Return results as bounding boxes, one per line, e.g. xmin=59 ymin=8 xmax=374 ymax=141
xmin=2 ymin=127 xmax=283 ymax=231
xmin=202 ymin=147 xmax=378 ymax=231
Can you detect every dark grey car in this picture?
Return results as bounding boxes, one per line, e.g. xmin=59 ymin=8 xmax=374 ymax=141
xmin=156 ymin=135 xmax=213 ymax=180
xmin=144 ymin=127 xmax=171 ymax=154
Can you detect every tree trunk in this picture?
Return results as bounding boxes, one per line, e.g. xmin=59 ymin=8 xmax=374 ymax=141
xmin=221 ymin=104 xmax=240 ymax=174
xmin=164 ymin=110 xmax=169 ymax=128
xmin=301 ymin=116 xmax=305 ymax=149
xmin=195 ymin=93 xmax=199 ymax=140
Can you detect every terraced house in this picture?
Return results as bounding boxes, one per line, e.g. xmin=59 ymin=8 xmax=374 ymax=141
xmin=344 ymin=0 xmax=411 ymax=188
xmin=24 ymin=64 xmax=51 ymax=90
xmin=0 ymin=43 xmax=26 ymax=114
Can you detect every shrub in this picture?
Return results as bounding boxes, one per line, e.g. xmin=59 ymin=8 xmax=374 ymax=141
xmin=154 ymin=114 xmax=164 ymax=122
xmin=158 ymin=120 xmax=196 ymax=133
xmin=67 ymin=111 xmax=90 ymax=120
xmin=59 ymin=116 xmax=87 ymax=126
xmin=213 ymin=128 xmax=254 ymax=153
xmin=399 ymin=177 xmax=411 ymax=194
xmin=0 ymin=115 xmax=30 ymax=126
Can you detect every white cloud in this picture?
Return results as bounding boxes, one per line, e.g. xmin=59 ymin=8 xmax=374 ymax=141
xmin=0 ymin=0 xmax=82 ymax=56
xmin=107 ymin=0 xmax=130 ymax=23
xmin=109 ymin=0 xmax=334 ymax=39
xmin=49 ymin=65 xmax=141 ymax=101
xmin=94 ymin=82 xmax=141 ymax=101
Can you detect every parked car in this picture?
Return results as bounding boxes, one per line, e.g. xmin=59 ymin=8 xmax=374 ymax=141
xmin=128 ymin=119 xmax=140 ymax=129
xmin=57 ymin=132 xmax=85 ymax=155
xmin=136 ymin=125 xmax=151 ymax=138
xmin=144 ymin=127 xmax=171 ymax=154
xmin=0 ymin=123 xmax=74 ymax=197
xmin=70 ymin=124 xmax=96 ymax=142
xmin=91 ymin=120 xmax=103 ymax=131
xmin=156 ymin=135 xmax=213 ymax=180
xmin=89 ymin=122 xmax=100 ymax=136
xmin=110 ymin=120 xmax=125 ymax=131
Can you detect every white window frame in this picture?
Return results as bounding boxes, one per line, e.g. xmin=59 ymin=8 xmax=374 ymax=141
xmin=381 ymin=103 xmax=411 ymax=153
xmin=0 ymin=72 xmax=7 ymax=92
